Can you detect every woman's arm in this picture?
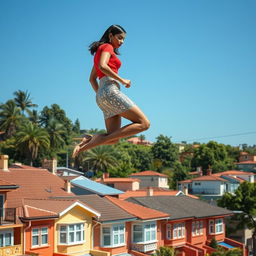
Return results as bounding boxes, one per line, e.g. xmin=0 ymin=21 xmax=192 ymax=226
xmin=99 ymin=52 xmax=131 ymax=87
xmin=89 ymin=66 xmax=99 ymax=92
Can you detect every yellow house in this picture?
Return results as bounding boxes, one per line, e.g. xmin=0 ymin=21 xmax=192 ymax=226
xmin=54 ymin=200 xmax=100 ymax=256
xmin=22 ymin=198 xmax=106 ymax=256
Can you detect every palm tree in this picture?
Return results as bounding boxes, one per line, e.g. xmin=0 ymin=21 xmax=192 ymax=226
xmin=28 ymin=109 xmax=40 ymax=126
xmin=13 ymin=90 xmax=38 ymax=115
xmin=83 ymin=146 xmax=117 ymax=173
xmin=46 ymin=118 xmax=66 ymax=150
xmin=16 ymin=121 xmax=49 ymax=165
xmin=0 ymin=100 xmax=22 ymax=138
xmin=139 ymin=134 xmax=146 ymax=143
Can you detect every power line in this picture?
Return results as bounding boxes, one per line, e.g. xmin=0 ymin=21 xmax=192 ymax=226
xmin=175 ymin=131 xmax=256 ymax=143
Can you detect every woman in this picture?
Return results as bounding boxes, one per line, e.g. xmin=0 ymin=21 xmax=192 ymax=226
xmin=72 ymin=25 xmax=150 ymax=157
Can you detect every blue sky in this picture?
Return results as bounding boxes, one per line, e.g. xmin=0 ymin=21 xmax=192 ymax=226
xmin=0 ymin=0 xmax=256 ymax=146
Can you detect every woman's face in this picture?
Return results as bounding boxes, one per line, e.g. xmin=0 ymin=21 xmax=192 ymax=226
xmin=109 ymin=32 xmax=126 ymax=49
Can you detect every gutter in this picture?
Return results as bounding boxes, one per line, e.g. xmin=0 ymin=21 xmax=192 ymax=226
xmin=23 ymin=220 xmax=31 ymax=254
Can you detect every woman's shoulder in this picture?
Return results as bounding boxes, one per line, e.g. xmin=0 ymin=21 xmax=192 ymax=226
xmin=99 ymin=43 xmax=114 ymax=51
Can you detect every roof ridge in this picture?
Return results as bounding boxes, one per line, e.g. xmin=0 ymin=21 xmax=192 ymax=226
xmin=25 ymin=205 xmax=58 ymax=215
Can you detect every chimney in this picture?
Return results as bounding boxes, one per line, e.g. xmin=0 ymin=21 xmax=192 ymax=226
xmin=197 ymin=166 xmax=203 ymax=176
xmin=0 ymin=155 xmax=9 ymax=172
xmin=42 ymin=159 xmax=57 ymax=175
xmin=103 ymin=172 xmax=109 ymax=179
xmin=64 ymin=180 xmax=71 ymax=193
xmin=147 ymin=187 xmax=154 ymax=196
xmin=207 ymin=168 xmax=212 ymax=176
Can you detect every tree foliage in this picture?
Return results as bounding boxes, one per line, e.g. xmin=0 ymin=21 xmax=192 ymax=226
xmin=218 ymin=182 xmax=256 ymax=256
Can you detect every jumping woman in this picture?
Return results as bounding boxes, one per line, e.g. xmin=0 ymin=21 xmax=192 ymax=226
xmin=72 ymin=25 xmax=150 ymax=157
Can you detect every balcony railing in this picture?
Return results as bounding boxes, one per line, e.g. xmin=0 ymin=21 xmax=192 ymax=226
xmin=0 ymin=244 xmax=22 ymax=256
xmin=131 ymin=242 xmax=157 ymax=252
xmin=0 ymin=208 xmax=16 ymax=225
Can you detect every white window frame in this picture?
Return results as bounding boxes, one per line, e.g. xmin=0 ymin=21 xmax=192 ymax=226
xmin=215 ymin=219 xmax=223 ymax=234
xmin=0 ymin=229 xmax=13 ymax=247
xmin=101 ymin=223 xmax=125 ymax=247
xmin=132 ymin=221 xmax=157 ymax=244
xmin=58 ymin=223 xmax=85 ymax=245
xmin=166 ymin=224 xmax=171 ymax=240
xmin=173 ymin=222 xmax=185 ymax=239
xmin=31 ymin=227 xmax=49 ymax=247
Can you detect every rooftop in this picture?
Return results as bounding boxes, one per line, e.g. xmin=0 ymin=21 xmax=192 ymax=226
xmin=129 ymin=170 xmax=167 ymax=177
xmin=127 ymin=195 xmax=232 ymax=220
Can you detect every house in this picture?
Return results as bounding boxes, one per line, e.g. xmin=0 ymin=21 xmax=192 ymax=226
xmin=126 ymin=137 xmax=153 ymax=146
xmin=96 ymin=173 xmax=140 ymax=191
xmin=21 ymin=198 xmax=101 ymax=256
xmin=0 ymin=177 xmax=23 ymax=256
xmin=236 ymin=152 xmax=256 ymax=172
xmin=129 ymin=171 xmax=169 ymax=189
xmin=178 ymin=170 xmax=255 ymax=197
xmin=56 ymin=167 xmax=84 ymax=177
xmin=127 ymin=195 xmax=246 ymax=255
xmin=106 ymin=196 xmax=170 ymax=254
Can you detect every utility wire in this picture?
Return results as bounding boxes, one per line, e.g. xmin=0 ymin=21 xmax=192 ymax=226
xmin=175 ymin=131 xmax=256 ymax=143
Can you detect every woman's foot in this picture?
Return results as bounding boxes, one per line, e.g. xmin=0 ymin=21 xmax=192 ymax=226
xmin=77 ymin=134 xmax=106 ymax=154
xmin=72 ymin=134 xmax=92 ymax=158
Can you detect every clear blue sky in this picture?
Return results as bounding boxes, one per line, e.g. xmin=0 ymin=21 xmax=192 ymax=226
xmin=1 ymin=0 xmax=256 ymax=146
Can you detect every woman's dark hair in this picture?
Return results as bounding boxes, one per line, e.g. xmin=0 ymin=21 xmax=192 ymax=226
xmin=89 ymin=25 xmax=126 ymax=55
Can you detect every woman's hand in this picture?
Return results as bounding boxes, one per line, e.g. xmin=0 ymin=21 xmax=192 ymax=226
xmin=121 ymin=79 xmax=131 ymax=88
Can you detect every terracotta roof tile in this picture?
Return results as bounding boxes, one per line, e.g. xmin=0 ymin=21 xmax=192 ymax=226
xmin=106 ymin=196 xmax=169 ymax=220
xmin=213 ymin=170 xmax=255 ymax=176
xmin=0 ymin=179 xmax=18 ymax=187
xmin=0 ymin=167 xmax=75 ymax=208
xmin=192 ymin=175 xmax=227 ymax=182
xmin=236 ymin=161 xmax=256 ymax=164
xmin=129 ymin=171 xmax=167 ymax=177
xmin=97 ymin=178 xmax=140 ymax=183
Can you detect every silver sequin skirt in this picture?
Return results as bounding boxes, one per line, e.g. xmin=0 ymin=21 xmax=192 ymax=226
xmin=96 ymin=76 xmax=136 ymax=119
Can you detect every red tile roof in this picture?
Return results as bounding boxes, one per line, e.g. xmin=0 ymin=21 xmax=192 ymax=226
xmin=236 ymin=161 xmax=256 ymax=164
xmin=118 ymin=188 xmax=198 ymax=200
xmin=106 ymin=196 xmax=169 ymax=220
xmin=0 ymin=166 xmax=75 ymax=208
xmin=96 ymin=178 xmax=140 ymax=183
xmin=213 ymin=170 xmax=255 ymax=176
xmin=129 ymin=171 xmax=167 ymax=177
xmin=0 ymin=179 xmax=17 ymax=186
xmin=192 ymin=175 xmax=227 ymax=182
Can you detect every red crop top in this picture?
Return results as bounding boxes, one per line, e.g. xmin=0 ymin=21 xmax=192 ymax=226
xmin=94 ymin=43 xmax=122 ymax=79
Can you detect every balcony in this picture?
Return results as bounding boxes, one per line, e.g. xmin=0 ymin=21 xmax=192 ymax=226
xmin=0 ymin=208 xmax=16 ymax=225
xmin=0 ymin=244 xmax=22 ymax=256
xmin=131 ymin=242 xmax=157 ymax=252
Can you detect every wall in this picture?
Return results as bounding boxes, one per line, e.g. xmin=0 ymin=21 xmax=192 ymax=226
xmin=25 ymin=219 xmax=55 ymax=256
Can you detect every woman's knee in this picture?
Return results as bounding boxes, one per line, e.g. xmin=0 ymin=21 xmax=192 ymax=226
xmin=140 ymin=119 xmax=150 ymax=131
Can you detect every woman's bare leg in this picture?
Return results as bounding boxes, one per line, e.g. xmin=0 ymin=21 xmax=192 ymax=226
xmin=78 ymin=105 xmax=150 ymax=153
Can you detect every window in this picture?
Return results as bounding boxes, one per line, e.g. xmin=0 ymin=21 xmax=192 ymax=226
xmin=132 ymin=222 xmax=157 ymax=243
xmin=192 ymin=221 xmax=203 ymax=236
xmin=32 ymin=227 xmax=48 ymax=247
xmin=0 ymin=229 xmax=13 ymax=247
xmin=102 ymin=224 xmax=125 ymax=247
xmin=209 ymin=220 xmax=215 ymax=234
xmin=208 ymin=219 xmax=223 ymax=235
xmin=59 ymin=223 xmax=84 ymax=245
xmin=166 ymin=224 xmax=171 ymax=240
xmin=173 ymin=223 xmax=185 ymax=239
xmin=215 ymin=219 xmax=223 ymax=234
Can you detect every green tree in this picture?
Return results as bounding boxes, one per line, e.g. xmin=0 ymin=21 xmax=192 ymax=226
xmin=151 ymin=135 xmax=179 ymax=170
xmin=13 ymin=90 xmax=37 ymax=115
xmin=46 ymin=118 xmax=66 ymax=151
xmin=28 ymin=109 xmax=40 ymax=126
xmin=154 ymin=246 xmax=177 ymax=256
xmin=210 ymin=248 xmax=242 ymax=256
xmin=72 ymin=118 xmax=81 ymax=134
xmin=170 ymin=161 xmax=189 ymax=189
xmin=83 ymin=145 xmax=118 ymax=173
xmin=0 ymin=100 xmax=22 ymax=138
xmin=191 ymin=141 xmax=234 ymax=174
xmin=15 ymin=121 xmax=50 ymax=165
xmin=218 ymin=182 xmax=256 ymax=256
